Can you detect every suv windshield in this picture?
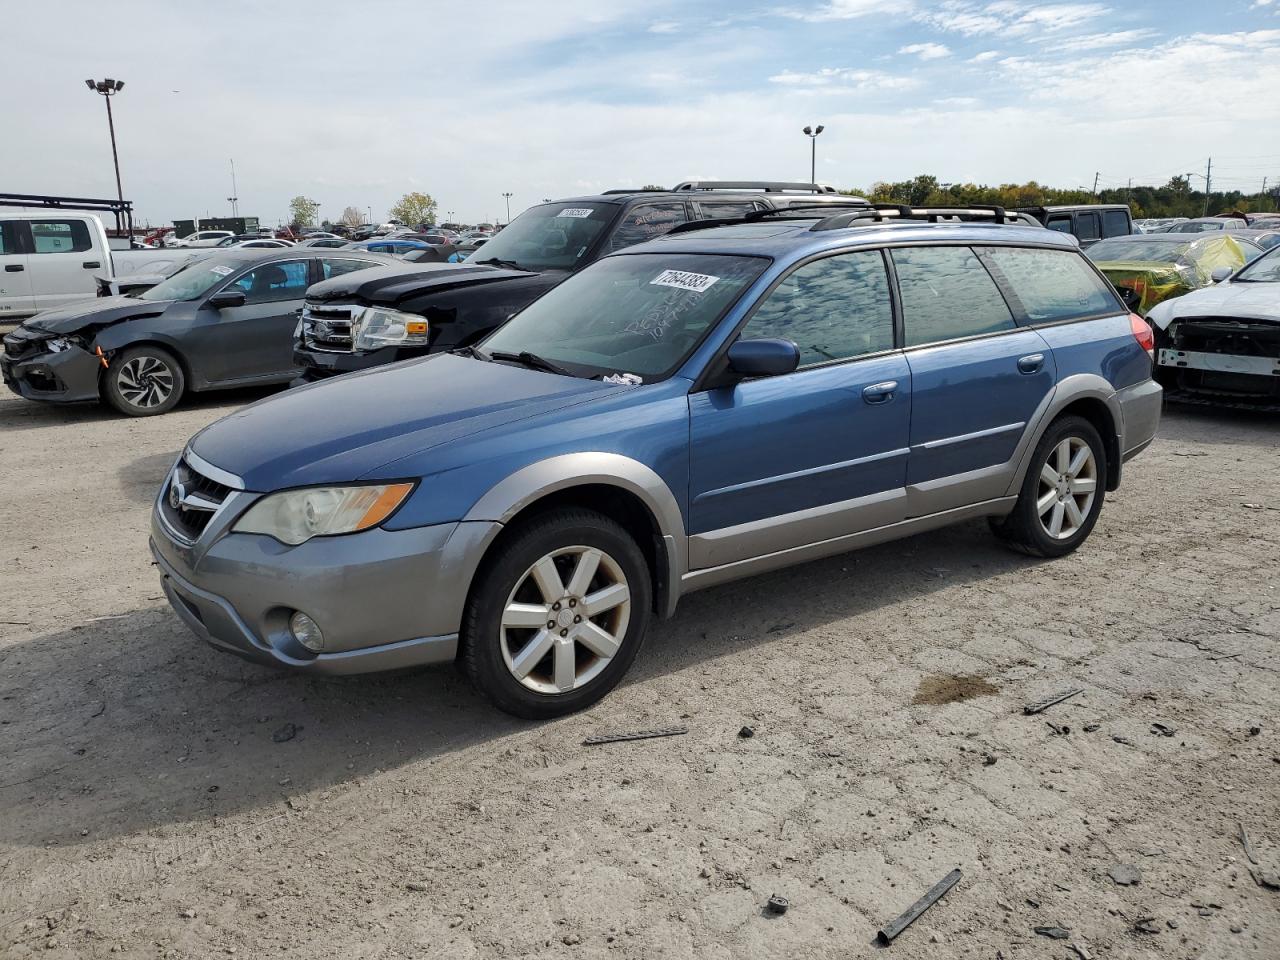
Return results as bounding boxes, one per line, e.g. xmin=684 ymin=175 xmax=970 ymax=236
xmin=1086 ymin=238 xmax=1189 ymax=263
xmin=1235 ymin=246 xmax=1280 ymax=282
xmin=482 ymin=253 xmax=769 ymax=381
xmin=139 ymin=258 xmax=241 ymax=301
xmin=471 ymin=202 xmax=615 ymax=271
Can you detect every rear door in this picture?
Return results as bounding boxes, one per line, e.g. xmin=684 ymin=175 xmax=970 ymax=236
xmin=0 ymin=220 xmax=34 ymax=318
xmin=892 ymin=245 xmax=1056 ymax=515
xmin=25 ymin=217 xmax=102 ymax=311
xmin=194 ymin=259 xmax=315 ymax=383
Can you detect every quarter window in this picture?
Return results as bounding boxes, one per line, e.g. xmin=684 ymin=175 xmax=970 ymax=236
xmin=233 ymin=261 xmax=310 ymax=304
xmin=608 ymin=203 xmax=690 ymax=252
xmin=30 ymin=220 xmax=92 ymax=254
xmin=980 ymin=247 xmax=1120 ymax=322
xmin=740 ymin=251 xmax=894 ymax=367
xmin=893 ymin=246 xmax=1015 ymax=347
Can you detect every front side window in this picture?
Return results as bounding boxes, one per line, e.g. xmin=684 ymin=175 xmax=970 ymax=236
xmin=483 ymin=253 xmax=769 ymax=380
xmin=30 ymin=220 xmax=91 ymax=254
xmin=981 ymin=247 xmax=1121 ymax=322
xmin=233 ymin=260 xmax=310 ymax=304
xmin=739 ymin=250 xmax=893 ymax=366
xmin=321 ymin=258 xmax=378 ymax=280
xmin=1045 ymin=216 xmax=1073 ymax=234
xmin=607 ymin=203 xmax=690 ymax=253
xmin=893 ymin=246 xmax=1015 ymax=347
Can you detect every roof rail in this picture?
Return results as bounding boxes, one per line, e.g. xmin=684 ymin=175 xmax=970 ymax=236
xmin=0 ymin=192 xmax=135 ymax=234
xmin=664 ymin=202 xmax=874 ymax=237
xmin=672 ymin=180 xmax=839 ymax=194
xmin=809 ymin=203 xmax=1023 ymax=231
xmin=601 ymin=188 xmax=670 ymax=195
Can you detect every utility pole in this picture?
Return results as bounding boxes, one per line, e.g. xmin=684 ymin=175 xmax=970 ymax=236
xmin=1203 ymin=157 xmax=1212 ymax=216
xmin=1091 ymin=172 xmax=1099 ymax=199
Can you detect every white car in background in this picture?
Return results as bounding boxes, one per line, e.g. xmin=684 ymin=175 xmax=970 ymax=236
xmin=171 ymin=230 xmax=235 ymax=248
xmin=1148 ymin=247 xmax=1280 ymax=409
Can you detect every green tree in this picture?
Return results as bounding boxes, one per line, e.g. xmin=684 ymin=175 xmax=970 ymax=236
xmin=389 ymin=191 xmax=439 ymax=227
xmin=640 ymin=184 xmax=666 ymax=191
xmin=340 ymin=206 xmax=364 ymax=228
xmin=288 ymin=196 xmax=319 ymax=228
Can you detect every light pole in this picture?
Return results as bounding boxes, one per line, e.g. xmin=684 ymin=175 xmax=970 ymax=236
xmin=502 ymin=192 xmax=513 ymax=223
xmin=227 ymin=158 xmax=239 ymax=218
xmin=85 ymin=78 xmax=126 ymax=203
xmin=367 ymin=206 xmax=373 ymax=225
xmin=802 ymin=125 xmax=824 ymax=191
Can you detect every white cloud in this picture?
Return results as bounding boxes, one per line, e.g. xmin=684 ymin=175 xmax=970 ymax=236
xmin=648 ymin=20 xmax=680 ymax=32
xmin=784 ymin=0 xmax=913 ymax=22
xmin=968 ymin=49 xmax=1001 ymax=61
xmin=769 ymin=67 xmax=921 ymax=92
xmin=933 ymin=96 xmax=981 ymax=106
xmin=899 ymin=41 xmax=952 ymax=59
xmin=1034 ymin=28 xmax=1158 ymax=51
xmin=918 ymin=1 xmax=1108 ymax=37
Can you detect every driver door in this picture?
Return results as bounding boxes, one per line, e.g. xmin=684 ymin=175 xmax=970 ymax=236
xmin=195 ymin=259 xmax=314 ymax=384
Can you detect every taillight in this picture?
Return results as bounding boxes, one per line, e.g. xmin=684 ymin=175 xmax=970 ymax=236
xmin=1129 ymin=312 xmax=1155 ymax=361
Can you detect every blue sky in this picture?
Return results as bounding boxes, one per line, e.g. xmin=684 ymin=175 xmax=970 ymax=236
xmin=6 ymin=1 xmax=1279 ymax=225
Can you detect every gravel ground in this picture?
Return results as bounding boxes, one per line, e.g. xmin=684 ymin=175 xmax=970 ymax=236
xmin=1 ymin=381 xmax=1278 ymax=960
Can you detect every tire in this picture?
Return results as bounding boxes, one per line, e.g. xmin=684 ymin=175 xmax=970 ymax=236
xmin=460 ymin=508 xmax=652 ymax=719
xmin=103 ymin=345 xmax=186 ymax=417
xmin=990 ymin=415 xmax=1107 ymax=558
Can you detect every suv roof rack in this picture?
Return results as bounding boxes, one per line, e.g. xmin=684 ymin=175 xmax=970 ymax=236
xmin=0 ymin=192 xmax=135 ymax=234
xmin=809 ymin=204 xmax=1028 ymax=231
xmin=672 ymin=180 xmax=839 ymax=194
xmin=665 ymin=202 xmax=873 ymax=236
xmin=601 ymin=188 xmax=671 ymax=195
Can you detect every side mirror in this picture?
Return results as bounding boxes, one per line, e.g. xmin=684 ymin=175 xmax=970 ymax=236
xmin=1210 ymin=266 xmax=1233 ymax=283
xmin=727 ymin=338 xmax=800 ymax=378
xmin=207 ymin=289 xmax=247 ymax=309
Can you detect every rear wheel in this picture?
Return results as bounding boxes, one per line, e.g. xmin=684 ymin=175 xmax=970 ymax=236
xmin=991 ymin=415 xmax=1106 ymax=558
xmin=460 ymin=508 xmax=651 ymax=719
xmin=103 ymin=345 xmax=185 ymax=416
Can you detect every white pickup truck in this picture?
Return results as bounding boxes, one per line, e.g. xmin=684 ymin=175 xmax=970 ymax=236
xmin=0 ymin=210 xmax=203 ymax=320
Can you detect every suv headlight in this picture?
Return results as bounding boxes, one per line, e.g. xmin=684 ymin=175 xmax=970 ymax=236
xmin=353 ymin=307 xmax=429 ymax=351
xmin=233 ymin=483 xmax=415 ymax=545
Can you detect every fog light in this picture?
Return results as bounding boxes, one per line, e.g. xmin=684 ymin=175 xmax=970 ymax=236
xmin=289 ymin=611 xmax=325 ymax=652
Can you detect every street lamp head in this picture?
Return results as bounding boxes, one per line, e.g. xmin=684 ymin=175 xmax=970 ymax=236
xmin=114 ymin=80 xmax=124 ymax=91
xmin=803 ymin=126 xmax=812 ymax=135
xmin=85 ymin=79 xmax=95 ymax=89
xmin=815 ymin=124 xmax=824 ymax=135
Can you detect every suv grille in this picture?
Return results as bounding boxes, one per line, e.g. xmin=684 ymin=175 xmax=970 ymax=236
xmin=161 ymin=458 xmax=233 ymax=541
xmin=301 ymin=303 xmax=358 ymax=353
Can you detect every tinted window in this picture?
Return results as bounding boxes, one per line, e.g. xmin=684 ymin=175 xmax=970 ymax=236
xmin=321 ymin=258 xmax=377 ymax=280
xmin=608 ymin=203 xmax=690 ymax=252
xmin=696 ymin=201 xmax=761 ymax=220
xmin=741 ymin=251 xmax=893 ymax=366
xmin=1045 ymin=216 xmax=1073 ymax=234
xmin=893 ymin=246 xmax=1015 ymax=347
xmin=31 ymin=220 xmax=92 ymax=254
xmin=1076 ymin=213 xmax=1101 ymax=242
xmin=233 ymin=261 xmax=310 ymax=304
xmin=0 ymin=222 xmax=20 ymax=255
xmin=1102 ymin=210 xmax=1130 ymax=238
xmin=981 ymin=247 xmax=1120 ymax=322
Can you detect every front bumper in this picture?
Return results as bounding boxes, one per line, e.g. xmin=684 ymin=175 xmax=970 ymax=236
xmin=291 ymin=344 xmax=414 ymax=382
xmin=151 ymin=497 xmax=499 ymax=675
xmin=0 ymin=342 xmax=101 ymax=402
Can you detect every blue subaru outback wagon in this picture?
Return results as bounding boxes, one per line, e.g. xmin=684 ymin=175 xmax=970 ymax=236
xmin=152 ymin=205 xmax=1162 ymax=718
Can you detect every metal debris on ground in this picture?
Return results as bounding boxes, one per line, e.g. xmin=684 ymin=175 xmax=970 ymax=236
xmin=1237 ymin=822 xmax=1259 ymax=865
xmin=1033 ymin=926 xmax=1070 ymax=939
xmin=1023 ymin=688 xmax=1084 ymax=715
xmin=765 ymin=895 xmax=789 ymax=915
xmin=876 ymin=868 xmax=962 ymax=944
xmin=1107 ymin=864 xmax=1141 ymax=886
xmin=582 ymin=726 xmax=688 ymax=746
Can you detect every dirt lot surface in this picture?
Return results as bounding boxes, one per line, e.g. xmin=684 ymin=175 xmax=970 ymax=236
xmin=1 ymin=383 xmax=1278 ymax=960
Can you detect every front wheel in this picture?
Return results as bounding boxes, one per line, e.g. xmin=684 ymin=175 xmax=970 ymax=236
xmin=460 ymin=508 xmax=652 ymax=719
xmin=103 ymin=345 xmax=186 ymax=416
xmin=991 ymin=415 xmax=1106 ymax=558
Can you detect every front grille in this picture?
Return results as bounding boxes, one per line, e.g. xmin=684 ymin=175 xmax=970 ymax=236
xmin=161 ymin=458 xmax=233 ymax=541
xmin=301 ymin=302 xmax=359 ymax=353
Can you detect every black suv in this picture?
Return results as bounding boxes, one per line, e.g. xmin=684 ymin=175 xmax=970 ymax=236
xmin=1013 ymin=204 xmax=1132 ymax=248
xmin=293 ymin=182 xmax=868 ymax=380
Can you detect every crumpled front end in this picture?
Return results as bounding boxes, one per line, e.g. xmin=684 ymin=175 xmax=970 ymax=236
xmin=0 ymin=327 xmax=102 ymax=402
xmin=1157 ymin=316 xmax=1280 ymax=409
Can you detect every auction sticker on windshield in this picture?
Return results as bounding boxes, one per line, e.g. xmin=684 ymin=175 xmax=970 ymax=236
xmin=650 ymin=269 xmax=719 ymax=293
xmin=210 ymin=265 xmax=233 ymax=277
xmin=556 ymin=208 xmax=594 ymax=219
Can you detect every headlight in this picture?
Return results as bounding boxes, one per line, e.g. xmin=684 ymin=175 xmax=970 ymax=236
xmin=233 ymin=483 xmax=415 ymax=545
xmin=45 ymin=336 xmax=81 ymax=354
xmin=353 ymin=307 xmax=429 ymax=351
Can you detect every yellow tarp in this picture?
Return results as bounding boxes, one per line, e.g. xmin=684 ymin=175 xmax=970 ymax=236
xmin=1097 ymin=235 xmax=1250 ymax=315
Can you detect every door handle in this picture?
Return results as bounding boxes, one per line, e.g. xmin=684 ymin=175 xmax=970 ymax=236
xmin=4 ymin=264 xmax=23 ymax=272
xmin=1018 ymin=353 xmax=1045 ymax=374
xmin=82 ymin=261 xmax=102 ymax=269
xmin=862 ymin=380 xmax=899 ymax=404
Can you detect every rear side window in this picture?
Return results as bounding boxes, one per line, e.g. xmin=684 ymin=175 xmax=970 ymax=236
xmin=1075 ymin=213 xmax=1101 ymax=242
xmin=695 ymin=201 xmax=762 ymax=220
xmin=1102 ymin=210 xmax=1130 ymax=238
xmin=893 ymin=246 xmax=1015 ymax=347
xmin=980 ymin=247 xmax=1121 ymax=322
xmin=741 ymin=251 xmax=894 ymax=367
xmin=30 ymin=220 xmax=92 ymax=254
xmin=608 ymin=203 xmax=690 ymax=252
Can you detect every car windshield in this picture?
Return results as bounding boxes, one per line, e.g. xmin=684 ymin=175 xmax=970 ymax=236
xmin=1235 ymin=247 xmax=1280 ymax=281
xmin=470 ymin=202 xmax=615 ymax=271
xmin=139 ymin=258 xmax=241 ymax=301
xmin=1167 ymin=221 xmax=1223 ymax=233
xmin=1086 ymin=238 xmax=1189 ymax=263
xmin=482 ymin=253 xmax=769 ymax=381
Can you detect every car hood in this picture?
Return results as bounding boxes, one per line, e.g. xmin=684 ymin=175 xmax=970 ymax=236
xmin=187 ymin=353 xmax=623 ymax=491
xmin=23 ymin=296 xmax=171 ymax=334
xmin=1147 ymin=280 xmax=1280 ymax=330
xmin=306 ymin=262 xmax=536 ymax=308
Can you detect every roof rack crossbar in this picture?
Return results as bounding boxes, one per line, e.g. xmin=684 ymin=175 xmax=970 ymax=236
xmin=810 ymin=204 xmax=1019 ymax=231
xmin=672 ymin=180 xmax=838 ymax=194
xmin=0 ymin=192 xmax=135 ymax=234
xmin=664 ymin=202 xmax=875 ymax=237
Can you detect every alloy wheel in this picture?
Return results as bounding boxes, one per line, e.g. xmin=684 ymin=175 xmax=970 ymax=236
xmin=500 ymin=545 xmax=631 ymax=695
xmin=117 ymin=356 xmax=176 ymax=409
xmin=1036 ymin=436 xmax=1097 ymax=540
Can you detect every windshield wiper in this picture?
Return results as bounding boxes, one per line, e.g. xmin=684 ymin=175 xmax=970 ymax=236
xmin=473 ymin=257 xmax=532 ymax=272
xmin=451 ymin=344 xmax=492 ymax=361
xmin=490 ymin=350 xmax=573 ymax=377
